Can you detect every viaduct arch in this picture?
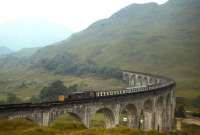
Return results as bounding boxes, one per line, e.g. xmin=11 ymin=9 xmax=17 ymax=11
xmin=120 ymin=104 xmax=138 ymax=128
xmin=0 ymin=70 xmax=176 ymax=132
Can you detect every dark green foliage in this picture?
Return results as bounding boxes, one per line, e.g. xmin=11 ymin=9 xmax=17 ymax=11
xmin=191 ymin=112 xmax=200 ymax=117
xmin=33 ymin=52 xmax=122 ymax=79
xmin=6 ymin=93 xmax=22 ymax=104
xmin=175 ymin=105 xmax=186 ymax=118
xmin=39 ymin=80 xmax=66 ymax=101
xmin=192 ymin=96 xmax=200 ymax=109
xmin=0 ymin=100 xmax=6 ymax=104
xmin=60 ymin=64 xmax=122 ymax=79
xmin=39 ymin=80 xmax=78 ymax=101
xmin=36 ymin=54 xmax=74 ymax=73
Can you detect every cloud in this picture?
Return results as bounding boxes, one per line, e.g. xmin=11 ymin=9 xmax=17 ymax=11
xmin=0 ymin=0 xmax=168 ymax=32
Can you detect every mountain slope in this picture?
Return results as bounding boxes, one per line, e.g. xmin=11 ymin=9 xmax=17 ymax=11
xmin=0 ymin=0 xmax=199 ymax=102
xmin=34 ymin=0 xmax=200 ymax=74
xmin=31 ymin=0 xmax=200 ymax=99
xmin=14 ymin=47 xmax=41 ymax=58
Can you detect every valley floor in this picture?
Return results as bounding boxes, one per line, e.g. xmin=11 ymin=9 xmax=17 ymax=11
xmin=0 ymin=68 xmax=199 ymax=112
xmin=0 ymin=68 xmax=126 ymax=100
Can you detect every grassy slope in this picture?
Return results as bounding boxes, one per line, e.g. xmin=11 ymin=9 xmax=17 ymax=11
xmin=0 ymin=118 xmax=199 ymax=135
xmin=1 ymin=0 xmax=200 ymax=105
xmin=0 ymin=68 xmax=126 ymax=100
xmin=39 ymin=0 xmax=199 ymax=100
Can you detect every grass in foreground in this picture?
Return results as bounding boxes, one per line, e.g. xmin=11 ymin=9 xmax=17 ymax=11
xmin=181 ymin=123 xmax=200 ymax=135
xmin=51 ymin=114 xmax=85 ymax=130
xmin=0 ymin=118 xmax=200 ymax=135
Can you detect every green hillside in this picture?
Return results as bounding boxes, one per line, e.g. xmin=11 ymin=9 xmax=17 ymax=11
xmin=34 ymin=0 xmax=200 ymax=69
xmin=31 ymin=0 xmax=200 ymax=99
xmin=0 ymin=0 xmax=199 ymax=107
xmin=14 ymin=47 xmax=41 ymax=58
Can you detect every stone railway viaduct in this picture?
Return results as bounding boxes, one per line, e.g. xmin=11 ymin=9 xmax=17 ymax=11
xmin=0 ymin=71 xmax=176 ymax=132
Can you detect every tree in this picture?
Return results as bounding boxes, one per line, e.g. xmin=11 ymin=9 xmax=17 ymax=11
xmin=175 ymin=105 xmax=186 ymax=118
xmin=39 ymin=80 xmax=67 ymax=101
xmin=0 ymin=100 xmax=6 ymax=104
xmin=39 ymin=80 xmax=78 ymax=101
xmin=68 ymin=84 xmax=78 ymax=91
xmin=192 ymin=96 xmax=200 ymax=108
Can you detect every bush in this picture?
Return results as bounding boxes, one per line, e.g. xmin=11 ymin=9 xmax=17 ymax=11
xmin=39 ymin=80 xmax=78 ymax=102
xmin=175 ymin=105 xmax=186 ymax=118
xmin=35 ymin=55 xmax=122 ymax=79
xmin=191 ymin=112 xmax=200 ymax=117
xmin=192 ymin=96 xmax=200 ymax=109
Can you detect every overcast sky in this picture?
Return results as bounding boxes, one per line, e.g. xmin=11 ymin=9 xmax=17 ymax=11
xmin=0 ymin=0 xmax=168 ymax=32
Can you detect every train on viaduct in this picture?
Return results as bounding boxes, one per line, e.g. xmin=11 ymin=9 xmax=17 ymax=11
xmin=0 ymin=70 xmax=176 ymax=132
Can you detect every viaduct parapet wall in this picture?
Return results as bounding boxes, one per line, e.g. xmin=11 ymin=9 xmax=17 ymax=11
xmin=0 ymin=70 xmax=176 ymax=132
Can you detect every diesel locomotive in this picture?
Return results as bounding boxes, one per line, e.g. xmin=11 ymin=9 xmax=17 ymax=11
xmin=58 ymin=91 xmax=96 ymax=102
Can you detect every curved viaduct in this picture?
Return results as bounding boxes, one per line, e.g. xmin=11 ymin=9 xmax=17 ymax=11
xmin=0 ymin=71 xmax=176 ymax=132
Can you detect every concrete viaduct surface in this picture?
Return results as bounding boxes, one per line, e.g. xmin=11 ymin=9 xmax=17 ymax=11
xmin=0 ymin=70 xmax=176 ymax=132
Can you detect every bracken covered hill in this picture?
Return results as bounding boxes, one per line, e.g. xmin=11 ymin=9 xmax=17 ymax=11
xmin=33 ymin=0 xmax=200 ymax=71
xmin=31 ymin=0 xmax=200 ymax=98
xmin=0 ymin=0 xmax=199 ymax=103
